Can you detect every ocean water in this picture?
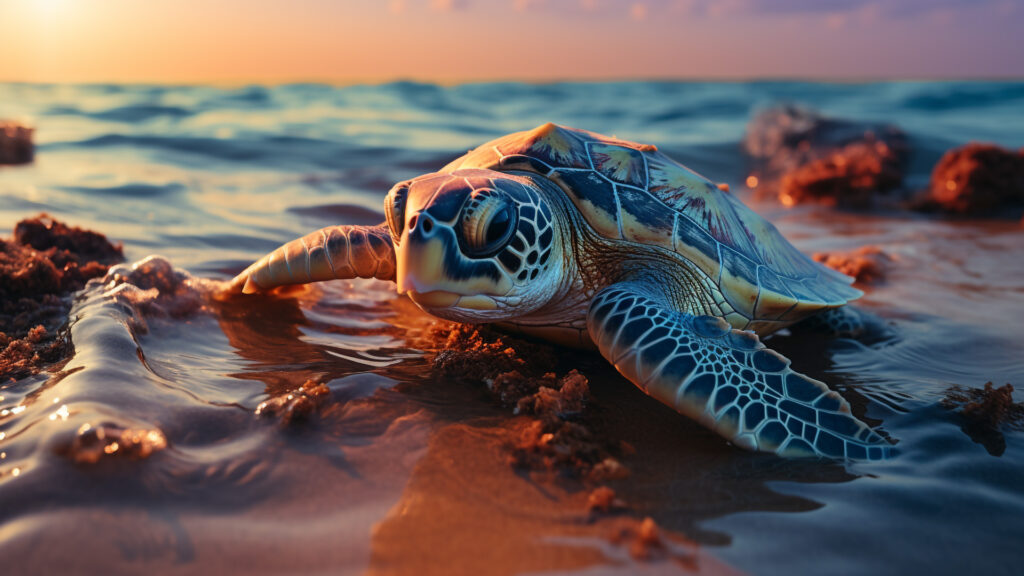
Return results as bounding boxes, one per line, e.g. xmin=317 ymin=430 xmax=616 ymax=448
xmin=1 ymin=81 xmax=1023 ymax=575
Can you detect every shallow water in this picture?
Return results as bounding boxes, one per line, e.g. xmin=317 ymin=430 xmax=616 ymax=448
xmin=1 ymin=81 xmax=1023 ymax=575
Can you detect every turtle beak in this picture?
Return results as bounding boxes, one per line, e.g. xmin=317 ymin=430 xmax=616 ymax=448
xmin=395 ymin=213 xmax=449 ymax=295
xmin=395 ymin=211 xmax=512 ymax=305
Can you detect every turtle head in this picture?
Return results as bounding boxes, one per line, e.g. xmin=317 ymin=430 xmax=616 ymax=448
xmin=385 ymin=169 xmax=562 ymax=322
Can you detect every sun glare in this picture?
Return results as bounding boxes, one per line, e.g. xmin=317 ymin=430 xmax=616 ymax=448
xmin=30 ymin=0 xmax=68 ymax=16
xmin=12 ymin=0 xmax=77 ymax=29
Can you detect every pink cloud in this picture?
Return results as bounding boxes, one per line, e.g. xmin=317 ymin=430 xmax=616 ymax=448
xmin=512 ymin=0 xmax=543 ymax=11
xmin=630 ymin=2 xmax=648 ymax=20
xmin=825 ymin=12 xmax=846 ymax=29
xmin=431 ymin=0 xmax=469 ymax=11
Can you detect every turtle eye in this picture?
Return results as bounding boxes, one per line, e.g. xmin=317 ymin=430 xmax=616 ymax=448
xmin=461 ymin=192 xmax=518 ymax=258
xmin=385 ymin=184 xmax=408 ymax=242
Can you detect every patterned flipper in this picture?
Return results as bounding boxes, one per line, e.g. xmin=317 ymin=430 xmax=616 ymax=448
xmin=230 ymin=224 xmax=396 ymax=294
xmin=587 ymin=282 xmax=892 ymax=459
xmin=799 ymin=306 xmax=895 ymax=343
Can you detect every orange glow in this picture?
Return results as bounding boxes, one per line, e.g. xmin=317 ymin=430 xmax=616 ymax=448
xmin=746 ymin=175 xmax=759 ymax=189
xmin=780 ymin=192 xmax=796 ymax=207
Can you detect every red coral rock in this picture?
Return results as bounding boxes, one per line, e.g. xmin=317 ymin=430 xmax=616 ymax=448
xmin=0 ymin=120 xmax=33 ymax=165
xmin=14 ymin=216 xmax=123 ymax=265
xmin=779 ymin=140 xmax=905 ymax=208
xmin=919 ymin=143 xmax=1024 ymax=216
xmin=1 ymin=215 xmax=123 ymax=382
xmin=813 ymin=245 xmax=892 ymax=284
xmin=743 ymin=106 xmax=909 ymax=207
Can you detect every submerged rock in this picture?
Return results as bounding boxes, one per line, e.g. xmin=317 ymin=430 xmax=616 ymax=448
xmin=605 ymin=516 xmax=704 ymax=566
xmin=255 ymin=379 xmax=331 ymax=426
xmin=0 ymin=215 xmax=123 ymax=382
xmin=101 ymin=255 xmax=206 ymax=320
xmin=0 ymin=120 xmax=33 ymax=165
xmin=64 ymin=422 xmax=168 ymax=464
xmin=942 ymin=382 xmax=1024 ymax=457
xmin=813 ymin=245 xmax=892 ymax=284
xmin=916 ymin=143 xmax=1024 ymax=217
xmin=586 ymin=485 xmax=626 ymax=514
xmin=743 ymin=106 xmax=909 ymax=208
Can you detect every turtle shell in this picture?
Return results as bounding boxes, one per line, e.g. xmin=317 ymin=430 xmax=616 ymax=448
xmin=442 ymin=123 xmax=861 ymax=328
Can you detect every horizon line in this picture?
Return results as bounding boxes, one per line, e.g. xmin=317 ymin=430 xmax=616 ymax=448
xmin=3 ymin=75 xmax=1024 ymax=87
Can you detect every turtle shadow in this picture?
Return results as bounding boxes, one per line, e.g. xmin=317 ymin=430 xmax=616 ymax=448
xmin=569 ymin=351 xmax=857 ymax=546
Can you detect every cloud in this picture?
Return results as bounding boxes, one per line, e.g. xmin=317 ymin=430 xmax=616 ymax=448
xmin=513 ymin=0 xmax=544 ymax=11
xmin=996 ymin=0 xmax=1017 ymax=14
xmin=723 ymin=0 xmax=998 ymax=19
xmin=669 ymin=0 xmax=698 ymax=16
xmin=705 ymin=0 xmax=749 ymax=19
xmin=385 ymin=0 xmax=470 ymax=14
xmin=431 ymin=0 xmax=469 ymax=11
xmin=825 ymin=12 xmax=846 ymax=29
xmin=396 ymin=0 xmax=1012 ymax=25
xmin=618 ymin=0 xmax=1008 ymax=21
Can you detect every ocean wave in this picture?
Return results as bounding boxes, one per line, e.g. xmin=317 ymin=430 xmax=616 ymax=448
xmin=55 ymin=133 xmax=404 ymax=169
xmin=45 ymin=104 xmax=194 ymax=123
xmin=287 ymin=203 xmax=385 ymax=226
xmin=900 ymin=82 xmax=1024 ymax=111
xmin=57 ymin=182 xmax=186 ymax=197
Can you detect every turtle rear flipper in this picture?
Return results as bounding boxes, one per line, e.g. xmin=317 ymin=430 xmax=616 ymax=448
xmin=797 ymin=306 xmax=897 ymax=343
xmin=587 ymin=281 xmax=893 ymax=460
xmin=230 ymin=224 xmax=396 ymax=294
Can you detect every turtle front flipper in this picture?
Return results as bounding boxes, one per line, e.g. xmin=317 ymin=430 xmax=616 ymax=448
xmin=229 ymin=224 xmax=396 ymax=294
xmin=587 ymin=282 xmax=893 ymax=460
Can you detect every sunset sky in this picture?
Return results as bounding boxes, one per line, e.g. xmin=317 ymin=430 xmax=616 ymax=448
xmin=0 ymin=0 xmax=1021 ymax=83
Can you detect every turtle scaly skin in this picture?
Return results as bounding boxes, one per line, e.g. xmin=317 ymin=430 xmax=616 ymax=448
xmin=231 ymin=123 xmax=893 ymax=460
xmin=236 ymin=225 xmax=394 ymax=294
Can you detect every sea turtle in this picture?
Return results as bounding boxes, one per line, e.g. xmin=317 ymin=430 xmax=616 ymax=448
xmin=230 ymin=123 xmax=891 ymax=460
